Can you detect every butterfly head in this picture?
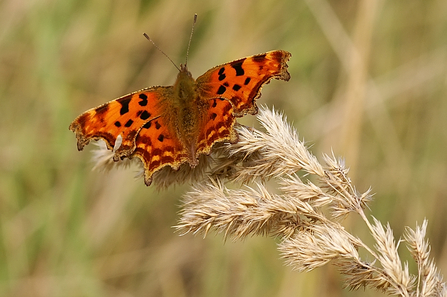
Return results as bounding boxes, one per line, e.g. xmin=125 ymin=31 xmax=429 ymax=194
xmin=177 ymin=63 xmax=193 ymax=79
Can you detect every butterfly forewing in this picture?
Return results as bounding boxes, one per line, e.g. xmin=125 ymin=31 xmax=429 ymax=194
xmin=69 ymin=86 xmax=172 ymax=159
xmin=196 ymin=50 xmax=291 ymax=116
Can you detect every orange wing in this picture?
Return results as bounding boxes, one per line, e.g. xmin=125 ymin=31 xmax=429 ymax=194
xmin=131 ymin=117 xmax=190 ymax=186
xmin=196 ymin=98 xmax=238 ymax=155
xmin=69 ymin=86 xmax=173 ymax=160
xmin=196 ymin=50 xmax=291 ymax=117
xmin=131 ymin=98 xmax=238 ymax=185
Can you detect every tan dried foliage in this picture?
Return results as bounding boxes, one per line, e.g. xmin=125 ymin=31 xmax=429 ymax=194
xmin=93 ymin=107 xmax=446 ymax=296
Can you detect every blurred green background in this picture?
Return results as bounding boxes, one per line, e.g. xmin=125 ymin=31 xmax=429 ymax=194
xmin=1 ymin=0 xmax=447 ymax=296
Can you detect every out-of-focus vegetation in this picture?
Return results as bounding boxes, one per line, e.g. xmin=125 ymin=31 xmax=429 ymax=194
xmin=1 ymin=0 xmax=446 ymax=296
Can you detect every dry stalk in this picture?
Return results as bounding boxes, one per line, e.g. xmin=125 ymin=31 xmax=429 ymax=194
xmin=176 ymin=107 xmax=446 ymax=297
xmin=91 ymin=106 xmax=446 ymax=296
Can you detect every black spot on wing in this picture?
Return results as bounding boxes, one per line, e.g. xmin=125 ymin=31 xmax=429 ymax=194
xmin=158 ymin=134 xmax=164 ymax=142
xmin=231 ymin=59 xmax=245 ymax=76
xmin=155 ymin=121 xmax=161 ymax=130
xmin=114 ymin=121 xmax=121 ymax=127
xmin=232 ymin=84 xmax=241 ymax=91
xmin=139 ymin=110 xmax=151 ymax=120
xmin=138 ymin=93 xmax=148 ymax=106
xmin=125 ymin=119 xmax=134 ymax=127
xmin=217 ymin=85 xmax=226 ymax=95
xmin=218 ymin=67 xmax=226 ymax=81
xmin=119 ymin=97 xmax=131 ymax=115
xmin=244 ymin=77 xmax=251 ymax=85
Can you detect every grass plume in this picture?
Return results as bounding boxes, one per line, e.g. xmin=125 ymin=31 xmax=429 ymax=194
xmin=172 ymin=106 xmax=446 ymax=296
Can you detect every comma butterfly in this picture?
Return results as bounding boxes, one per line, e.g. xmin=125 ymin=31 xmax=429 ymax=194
xmin=69 ymin=19 xmax=291 ymax=186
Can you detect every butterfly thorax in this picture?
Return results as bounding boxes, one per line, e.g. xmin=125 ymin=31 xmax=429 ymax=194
xmin=173 ymin=65 xmax=195 ymax=104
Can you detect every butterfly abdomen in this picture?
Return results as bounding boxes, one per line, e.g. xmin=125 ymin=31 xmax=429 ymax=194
xmin=172 ymin=98 xmax=206 ymax=160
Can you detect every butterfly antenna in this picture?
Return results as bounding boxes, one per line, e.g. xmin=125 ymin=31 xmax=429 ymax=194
xmin=185 ymin=13 xmax=198 ymax=67
xmin=143 ymin=33 xmax=181 ymax=72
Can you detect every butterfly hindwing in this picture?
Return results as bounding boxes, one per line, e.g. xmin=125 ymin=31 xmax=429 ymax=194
xmin=131 ymin=97 xmax=237 ymax=185
xmin=196 ymin=50 xmax=291 ymax=116
xmin=131 ymin=116 xmax=190 ymax=186
xmin=196 ymin=98 xmax=237 ymax=155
